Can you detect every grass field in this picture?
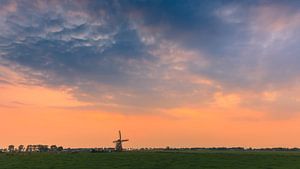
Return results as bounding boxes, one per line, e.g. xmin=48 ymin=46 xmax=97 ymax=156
xmin=0 ymin=151 xmax=300 ymax=169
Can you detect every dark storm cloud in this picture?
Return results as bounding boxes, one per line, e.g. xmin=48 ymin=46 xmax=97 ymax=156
xmin=1 ymin=0 xmax=152 ymax=86
xmin=119 ymin=0 xmax=300 ymax=91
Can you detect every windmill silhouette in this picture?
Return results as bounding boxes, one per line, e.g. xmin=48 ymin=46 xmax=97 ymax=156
xmin=113 ymin=130 xmax=129 ymax=151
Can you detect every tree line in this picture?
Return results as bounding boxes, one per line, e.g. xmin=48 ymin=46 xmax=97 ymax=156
xmin=1 ymin=145 xmax=63 ymax=153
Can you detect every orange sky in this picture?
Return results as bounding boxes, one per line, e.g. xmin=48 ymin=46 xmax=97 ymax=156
xmin=1 ymin=82 xmax=300 ymax=148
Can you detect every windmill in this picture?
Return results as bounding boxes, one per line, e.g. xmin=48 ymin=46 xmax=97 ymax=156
xmin=113 ymin=130 xmax=129 ymax=151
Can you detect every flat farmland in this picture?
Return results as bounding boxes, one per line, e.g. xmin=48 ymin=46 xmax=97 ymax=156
xmin=0 ymin=151 xmax=300 ymax=169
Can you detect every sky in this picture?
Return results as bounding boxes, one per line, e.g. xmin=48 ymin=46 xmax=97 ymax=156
xmin=1 ymin=0 xmax=300 ymax=148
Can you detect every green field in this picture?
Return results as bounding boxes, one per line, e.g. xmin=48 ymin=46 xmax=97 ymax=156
xmin=0 ymin=151 xmax=300 ymax=169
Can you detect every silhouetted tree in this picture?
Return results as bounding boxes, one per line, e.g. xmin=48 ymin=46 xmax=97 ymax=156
xmin=26 ymin=145 xmax=33 ymax=152
xmin=18 ymin=145 xmax=24 ymax=152
xmin=33 ymin=145 xmax=38 ymax=152
xmin=57 ymin=146 xmax=63 ymax=151
xmin=8 ymin=145 xmax=14 ymax=152
xmin=50 ymin=145 xmax=57 ymax=151
xmin=37 ymin=145 xmax=49 ymax=152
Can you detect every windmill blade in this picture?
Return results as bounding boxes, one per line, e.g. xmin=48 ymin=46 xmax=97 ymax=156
xmin=121 ymin=139 xmax=129 ymax=142
xmin=119 ymin=130 xmax=122 ymax=140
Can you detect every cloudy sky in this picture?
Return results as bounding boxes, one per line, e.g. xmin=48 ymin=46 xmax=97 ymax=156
xmin=1 ymin=0 xmax=300 ymax=148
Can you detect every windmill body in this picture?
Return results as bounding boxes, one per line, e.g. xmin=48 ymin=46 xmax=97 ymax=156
xmin=113 ymin=130 xmax=128 ymax=151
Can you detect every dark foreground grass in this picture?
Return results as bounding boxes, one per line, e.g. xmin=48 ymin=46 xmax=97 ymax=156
xmin=0 ymin=151 xmax=300 ymax=169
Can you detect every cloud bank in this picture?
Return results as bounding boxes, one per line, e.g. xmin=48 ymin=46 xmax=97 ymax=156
xmin=1 ymin=0 xmax=300 ymax=117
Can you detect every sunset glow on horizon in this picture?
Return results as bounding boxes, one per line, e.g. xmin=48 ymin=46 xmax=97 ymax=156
xmin=1 ymin=0 xmax=300 ymax=148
